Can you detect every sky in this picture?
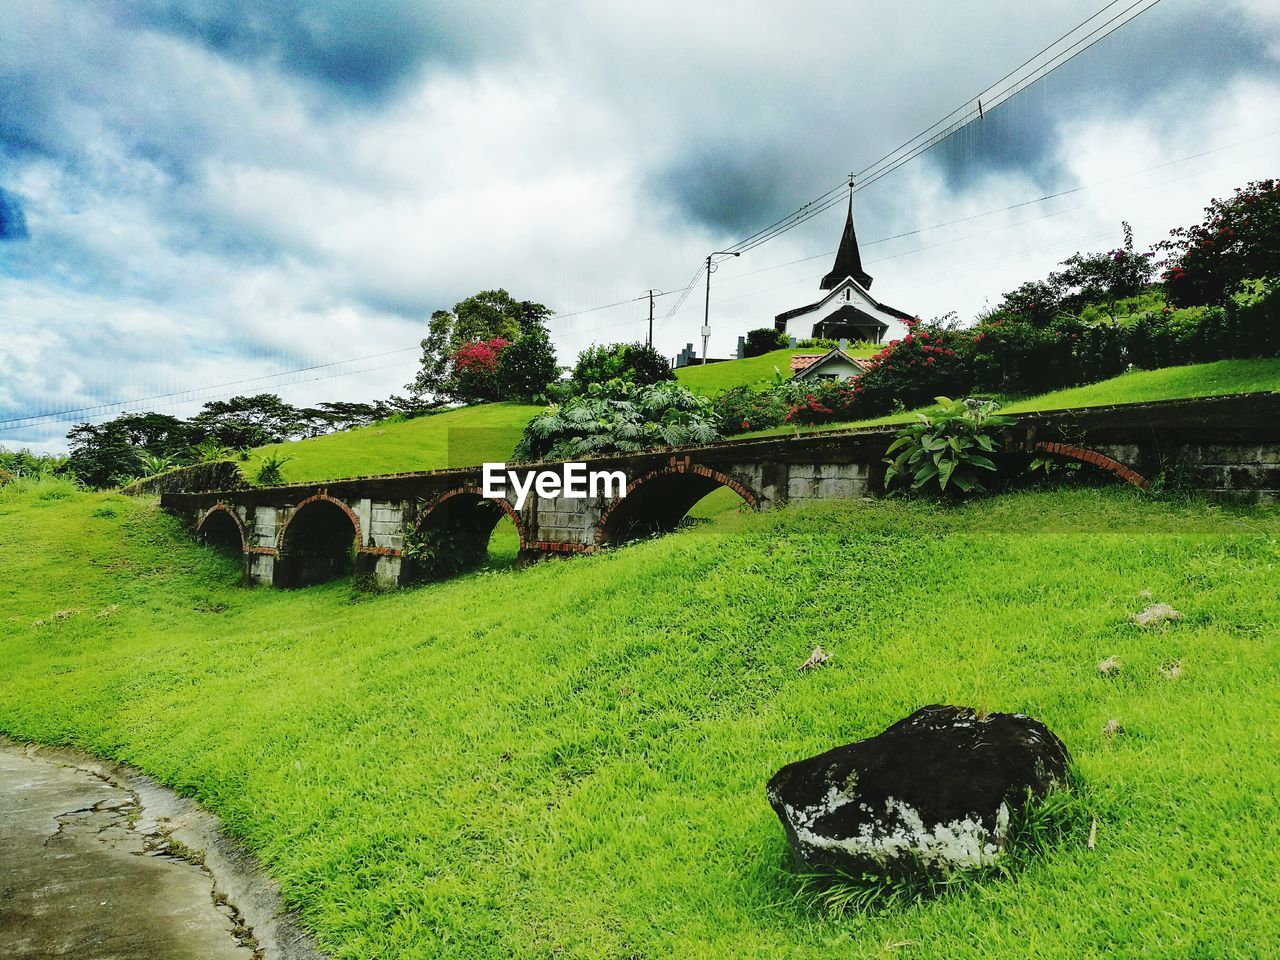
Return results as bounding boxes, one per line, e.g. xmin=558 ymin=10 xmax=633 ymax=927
xmin=2 ymin=0 xmax=1279 ymax=454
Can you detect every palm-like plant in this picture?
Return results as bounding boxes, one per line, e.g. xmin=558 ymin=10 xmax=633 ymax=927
xmin=515 ymin=379 xmax=722 ymax=461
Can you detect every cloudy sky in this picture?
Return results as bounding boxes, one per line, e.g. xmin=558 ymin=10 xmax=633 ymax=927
xmin=3 ymin=0 xmax=1279 ymax=453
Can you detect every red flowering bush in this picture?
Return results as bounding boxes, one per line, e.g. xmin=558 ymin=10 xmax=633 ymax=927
xmin=782 ymin=379 xmax=861 ymax=427
xmin=853 ymin=321 xmax=973 ymax=414
xmin=1156 ymin=179 xmax=1280 ymax=307
xmin=450 ymin=337 xmax=510 ymax=401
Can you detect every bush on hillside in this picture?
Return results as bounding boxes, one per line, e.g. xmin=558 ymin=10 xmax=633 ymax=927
xmin=1156 ymin=179 xmax=1280 ymax=307
xmin=854 ymin=322 xmax=971 ymax=413
xmin=743 ymin=327 xmax=791 ymax=357
xmin=514 ymin=379 xmax=720 ymax=461
xmin=568 ymin=342 xmax=674 ymax=394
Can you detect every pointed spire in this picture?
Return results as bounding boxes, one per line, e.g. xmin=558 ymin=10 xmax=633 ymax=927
xmin=820 ymin=179 xmax=873 ymax=291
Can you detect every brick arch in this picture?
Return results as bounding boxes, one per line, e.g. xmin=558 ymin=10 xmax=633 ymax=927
xmin=416 ymin=486 xmax=528 ymax=549
xmin=595 ymin=458 xmax=761 ymax=547
xmin=276 ymin=493 xmax=364 ymax=552
xmin=1034 ymin=441 xmax=1150 ymax=489
xmin=195 ymin=502 xmax=247 ymax=553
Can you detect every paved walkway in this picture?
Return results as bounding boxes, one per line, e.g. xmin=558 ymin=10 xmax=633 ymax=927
xmin=0 ymin=746 xmax=255 ymax=959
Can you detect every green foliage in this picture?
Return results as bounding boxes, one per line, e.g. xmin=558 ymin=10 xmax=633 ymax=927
xmin=884 ymin=397 xmax=1011 ymax=496
xmin=403 ymin=501 xmax=507 ymax=581
xmin=408 ymin=289 xmax=554 ymax=400
xmin=743 ymin=327 xmax=790 ymax=357
xmin=496 ymin=323 xmax=561 ymax=402
xmin=514 ymin=379 xmax=721 ymax=461
xmin=1157 ymin=178 xmax=1280 ymax=307
xmin=253 ymin=451 xmax=292 ymax=486
xmin=569 ymin=341 xmax=674 ymax=394
xmin=855 ymin=323 xmax=970 ymax=412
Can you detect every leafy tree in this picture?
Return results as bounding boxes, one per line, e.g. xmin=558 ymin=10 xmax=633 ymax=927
xmin=743 ymin=327 xmax=790 ymax=357
xmin=66 ymin=412 xmax=193 ymax=488
xmin=569 ymin=341 xmax=673 ymax=394
xmin=514 ymin=380 xmax=720 ymax=461
xmin=1053 ymin=222 xmax=1155 ymax=317
xmin=190 ymin=394 xmax=302 ymax=449
xmin=497 ymin=323 xmax=560 ymax=402
xmin=408 ymin=290 xmax=554 ymax=399
xmin=1155 ymin=179 xmax=1280 ymax=306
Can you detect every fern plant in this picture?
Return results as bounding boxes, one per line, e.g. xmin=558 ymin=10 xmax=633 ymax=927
xmin=884 ymin=397 xmax=1011 ymax=496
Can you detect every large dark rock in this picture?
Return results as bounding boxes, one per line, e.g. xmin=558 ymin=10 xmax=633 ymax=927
xmin=766 ymin=705 xmax=1070 ymax=876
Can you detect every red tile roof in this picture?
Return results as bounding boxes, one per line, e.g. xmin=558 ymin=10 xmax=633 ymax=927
xmin=790 ymin=354 xmax=824 ymax=371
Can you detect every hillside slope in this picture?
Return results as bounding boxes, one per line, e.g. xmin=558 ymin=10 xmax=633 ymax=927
xmin=2 ymin=479 xmax=1278 ymax=959
xmin=244 ymin=402 xmax=541 ymax=484
xmin=740 ymin=357 xmax=1280 ymax=439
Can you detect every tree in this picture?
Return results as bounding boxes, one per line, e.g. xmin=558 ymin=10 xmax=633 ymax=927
xmin=408 ymin=289 xmax=554 ymax=400
xmin=497 ymin=323 xmax=560 ymax=401
xmin=66 ymin=412 xmax=193 ymax=488
xmin=190 ymin=394 xmax=302 ymax=449
xmin=1052 ymin=222 xmax=1154 ymax=317
xmin=1155 ymin=179 xmax=1280 ymax=307
xmin=568 ymin=341 xmax=673 ymax=394
xmin=743 ymin=327 xmax=790 ymax=357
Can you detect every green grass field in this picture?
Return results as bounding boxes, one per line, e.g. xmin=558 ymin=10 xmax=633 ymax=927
xmin=244 ymin=402 xmax=542 ymax=484
xmin=675 ymin=346 xmax=876 ymax=396
xmin=2 ymin=475 xmax=1278 ymax=959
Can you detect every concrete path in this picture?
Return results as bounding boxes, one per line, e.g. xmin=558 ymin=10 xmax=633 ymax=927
xmin=0 ymin=743 xmax=318 ymax=959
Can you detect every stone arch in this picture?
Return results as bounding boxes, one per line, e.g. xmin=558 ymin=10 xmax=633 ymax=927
xmin=408 ymin=487 xmax=527 ymax=581
xmin=195 ymin=503 xmax=246 ymax=554
xmin=274 ymin=494 xmax=363 ymax=588
xmin=595 ymin=460 xmax=760 ymax=547
xmin=1034 ymin=441 xmax=1150 ymax=489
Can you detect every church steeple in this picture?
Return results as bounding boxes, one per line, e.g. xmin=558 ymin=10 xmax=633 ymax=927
xmin=820 ymin=181 xmax=873 ymax=291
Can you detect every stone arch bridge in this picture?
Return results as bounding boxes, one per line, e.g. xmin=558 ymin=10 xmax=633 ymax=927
xmin=160 ymin=394 xmax=1280 ymax=589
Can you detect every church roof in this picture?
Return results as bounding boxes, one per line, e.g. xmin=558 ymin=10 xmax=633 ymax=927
xmin=820 ymin=194 xmax=873 ymax=291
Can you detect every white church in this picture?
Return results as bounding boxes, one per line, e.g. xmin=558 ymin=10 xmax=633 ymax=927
xmin=773 ymin=192 xmax=913 ymax=345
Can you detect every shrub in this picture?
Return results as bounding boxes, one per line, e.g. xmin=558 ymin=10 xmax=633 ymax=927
xmin=783 ymin=379 xmax=862 ymax=427
xmin=1156 ymin=179 xmax=1280 ymax=307
xmin=855 ymin=322 xmax=972 ymax=413
xmin=254 ymin=452 xmax=292 ymax=486
xmin=569 ymin=342 xmax=674 ymax=394
xmin=514 ymin=380 xmax=720 ymax=461
xmin=884 ymin=397 xmax=1011 ymax=496
xmin=743 ymin=327 xmax=790 ymax=357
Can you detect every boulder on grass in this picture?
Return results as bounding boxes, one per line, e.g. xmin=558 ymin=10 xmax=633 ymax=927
xmin=766 ymin=705 xmax=1070 ymax=877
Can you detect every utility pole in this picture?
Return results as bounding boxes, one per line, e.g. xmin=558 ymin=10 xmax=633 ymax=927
xmin=702 ymin=251 xmax=739 ymax=364
xmin=643 ymin=289 xmax=660 ymax=348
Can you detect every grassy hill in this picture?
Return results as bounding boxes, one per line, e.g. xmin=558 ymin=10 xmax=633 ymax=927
xmin=244 ymin=402 xmax=542 ymax=485
xmin=2 ymin=477 xmax=1278 ymax=959
xmin=740 ymin=357 xmax=1280 ymax=439
xmin=675 ymin=345 xmax=876 ymax=396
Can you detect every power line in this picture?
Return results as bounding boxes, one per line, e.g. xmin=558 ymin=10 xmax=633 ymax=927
xmin=721 ymin=0 xmax=1165 ymax=258
xmin=6 ymin=126 xmax=1274 ymax=435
